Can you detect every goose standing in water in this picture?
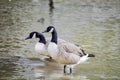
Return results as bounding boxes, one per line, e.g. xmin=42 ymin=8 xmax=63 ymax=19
xmin=25 ymin=31 xmax=67 ymax=60
xmin=25 ymin=32 xmax=51 ymax=59
xmin=42 ymin=26 xmax=95 ymax=74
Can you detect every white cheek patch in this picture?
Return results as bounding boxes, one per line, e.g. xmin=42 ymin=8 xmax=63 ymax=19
xmin=32 ymin=33 xmax=36 ymax=38
xmin=49 ymin=28 xmax=54 ymax=33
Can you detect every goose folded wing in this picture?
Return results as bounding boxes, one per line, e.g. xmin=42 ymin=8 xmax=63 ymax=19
xmin=58 ymin=42 xmax=83 ymax=56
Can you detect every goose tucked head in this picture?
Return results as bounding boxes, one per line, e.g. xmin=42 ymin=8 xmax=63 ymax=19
xmin=42 ymin=26 xmax=55 ymax=33
xmin=25 ymin=32 xmax=46 ymax=44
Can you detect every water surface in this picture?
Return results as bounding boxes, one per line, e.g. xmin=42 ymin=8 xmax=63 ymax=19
xmin=0 ymin=0 xmax=120 ymax=80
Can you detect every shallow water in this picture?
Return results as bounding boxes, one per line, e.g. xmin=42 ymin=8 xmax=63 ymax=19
xmin=0 ymin=0 xmax=120 ymax=80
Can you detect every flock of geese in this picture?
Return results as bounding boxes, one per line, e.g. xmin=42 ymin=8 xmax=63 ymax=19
xmin=25 ymin=26 xmax=95 ymax=74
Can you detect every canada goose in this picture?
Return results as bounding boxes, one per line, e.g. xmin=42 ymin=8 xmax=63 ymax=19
xmin=25 ymin=31 xmax=67 ymax=60
xmin=25 ymin=31 xmax=51 ymax=59
xmin=42 ymin=26 xmax=95 ymax=74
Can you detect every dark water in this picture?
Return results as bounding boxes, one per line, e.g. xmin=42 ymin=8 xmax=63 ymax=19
xmin=0 ymin=0 xmax=120 ymax=80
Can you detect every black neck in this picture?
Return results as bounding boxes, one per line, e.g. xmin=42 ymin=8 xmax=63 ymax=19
xmin=51 ymin=29 xmax=57 ymax=44
xmin=31 ymin=32 xmax=46 ymax=44
xmin=38 ymin=35 xmax=46 ymax=44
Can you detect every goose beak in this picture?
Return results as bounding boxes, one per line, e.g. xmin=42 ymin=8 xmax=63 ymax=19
xmin=25 ymin=37 xmax=30 ymax=40
xmin=88 ymin=54 xmax=95 ymax=57
xmin=42 ymin=30 xmax=47 ymax=33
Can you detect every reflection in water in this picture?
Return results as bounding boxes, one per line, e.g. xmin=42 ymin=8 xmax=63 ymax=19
xmin=0 ymin=0 xmax=120 ymax=80
xmin=49 ymin=0 xmax=54 ymax=9
xmin=0 ymin=57 xmax=34 ymax=80
xmin=49 ymin=0 xmax=54 ymax=25
xmin=0 ymin=57 xmax=90 ymax=80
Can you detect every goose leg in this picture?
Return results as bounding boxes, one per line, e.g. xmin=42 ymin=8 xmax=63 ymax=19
xmin=70 ymin=67 xmax=72 ymax=74
xmin=64 ymin=65 xmax=66 ymax=73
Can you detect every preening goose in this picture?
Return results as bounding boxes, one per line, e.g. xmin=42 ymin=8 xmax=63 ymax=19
xmin=42 ymin=26 xmax=95 ymax=74
xmin=25 ymin=32 xmax=51 ymax=59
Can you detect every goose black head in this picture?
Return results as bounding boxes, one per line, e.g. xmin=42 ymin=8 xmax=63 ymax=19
xmin=25 ymin=32 xmax=46 ymax=44
xmin=42 ymin=26 xmax=55 ymax=33
xmin=25 ymin=32 xmax=36 ymax=40
xmin=42 ymin=26 xmax=57 ymax=44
